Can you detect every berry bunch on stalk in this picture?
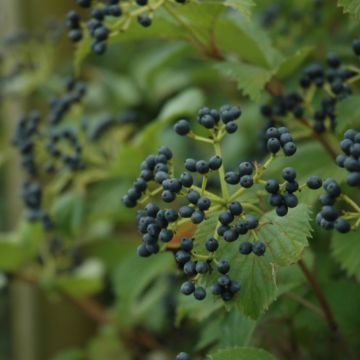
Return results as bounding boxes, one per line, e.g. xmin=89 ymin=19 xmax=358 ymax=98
xmin=66 ymin=0 xmax=187 ymax=55
xmin=123 ymin=104 xmax=326 ymax=307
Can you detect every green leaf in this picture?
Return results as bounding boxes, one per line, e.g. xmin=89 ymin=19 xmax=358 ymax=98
xmin=275 ymin=46 xmax=314 ymax=80
xmin=222 ymin=0 xmax=255 ymax=20
xmin=337 ymin=0 xmax=360 ymax=21
xmin=208 ymin=346 xmax=278 ymax=360
xmin=331 ymin=228 xmax=360 ymax=281
xmin=335 ymin=95 xmax=360 ymax=134
xmin=55 ymin=259 xmax=105 ymax=298
xmin=212 ymin=205 xmax=311 ymax=318
xmin=215 ymin=62 xmax=273 ymax=101
xmin=215 ymin=14 xmax=283 ymax=69
xmin=51 ymin=192 xmax=86 ymax=238
xmin=0 ymin=222 xmax=43 ymax=271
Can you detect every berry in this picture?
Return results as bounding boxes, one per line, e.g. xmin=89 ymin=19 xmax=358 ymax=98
xmin=191 ymin=211 xmax=204 ymax=224
xmin=161 ymin=190 xmax=176 ymax=202
xmin=185 ymin=158 xmax=197 ymax=172
xmin=217 ymin=260 xmax=230 ymax=274
xmin=225 ymin=171 xmax=240 ymax=185
xmin=197 ymin=197 xmax=211 ymax=211
xmin=179 ymin=206 xmax=194 ymax=218
xmin=205 ymin=237 xmax=219 ymax=252
xmin=229 ymin=201 xmax=243 ymax=216
xmin=283 ymin=142 xmax=297 ymax=156
xmin=137 ymin=15 xmax=152 ymax=27
xmin=219 ymin=211 xmax=234 ymax=225
xmin=267 ymin=138 xmax=281 ymax=153
xmin=159 ymin=229 xmax=173 ymax=242
xmin=187 ymin=190 xmax=200 ymax=204
xmin=265 ymin=179 xmax=279 ymax=194
xmin=239 ymin=241 xmax=253 ymax=255
xmin=334 ymin=218 xmax=351 ymax=233
xmin=175 ymin=250 xmax=191 ymax=265
xmin=245 ymin=215 xmax=259 ymax=229
xmin=239 ymin=162 xmax=254 ymax=176
xmin=347 ymin=172 xmax=360 ymax=186
xmin=307 ymin=176 xmax=322 ymax=189
xmin=253 ymin=241 xmax=266 ymax=256
xmin=94 ymin=26 xmax=109 ymax=41
xmin=180 ymin=281 xmax=195 ymax=295
xmin=282 ymin=167 xmax=296 ymax=181
xmin=276 ymin=205 xmax=288 ymax=217
xmin=183 ymin=261 xmax=197 ymax=276
xmin=91 ymin=41 xmax=107 ymax=55
xmin=180 ymin=172 xmax=193 ymax=187
xmin=223 ymin=229 xmax=238 ymax=242
xmin=284 ymin=193 xmax=298 ymax=208
xmin=225 ymin=122 xmax=238 ymax=133
xmin=209 ymin=155 xmax=222 ymax=170
xmin=194 ymin=287 xmax=206 ymax=300
xmin=68 ymin=29 xmax=83 ymax=42
xmin=352 ymin=39 xmax=360 ymax=56
xmin=240 ymin=175 xmax=253 ymax=188
xmin=175 ymin=120 xmax=190 ymax=135
xmin=180 ymin=237 xmax=193 ymax=251
xmin=196 ymin=160 xmax=209 ymax=174
xmin=195 ymin=261 xmax=209 ymax=274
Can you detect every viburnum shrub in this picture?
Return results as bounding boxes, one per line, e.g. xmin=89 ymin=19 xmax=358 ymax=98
xmin=2 ymin=1 xmax=360 ymax=359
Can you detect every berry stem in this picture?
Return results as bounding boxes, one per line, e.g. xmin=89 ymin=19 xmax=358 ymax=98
xmin=201 ymin=175 xmax=208 ymax=195
xmin=213 ymin=141 xmax=229 ymax=200
xmin=242 ymin=202 xmax=264 ymax=215
xmin=340 ymin=194 xmax=360 ymax=212
xmin=187 ymin=132 xmax=214 ymax=144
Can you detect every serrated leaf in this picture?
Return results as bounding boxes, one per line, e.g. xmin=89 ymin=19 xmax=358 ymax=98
xmin=208 ymin=346 xmax=278 ymax=360
xmin=215 ymin=62 xmax=273 ymax=101
xmin=337 ymin=0 xmax=360 ymax=21
xmin=331 ymin=228 xmax=360 ymax=281
xmin=222 ymin=0 xmax=255 ymax=20
xmin=205 ymin=205 xmax=311 ymax=318
xmin=275 ymin=46 xmax=314 ymax=80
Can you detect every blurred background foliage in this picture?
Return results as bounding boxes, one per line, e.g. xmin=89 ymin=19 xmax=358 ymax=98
xmin=0 ymin=0 xmax=360 ymax=359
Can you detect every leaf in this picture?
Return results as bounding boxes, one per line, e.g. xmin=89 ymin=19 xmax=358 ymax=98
xmin=331 ymin=227 xmax=360 ymax=282
xmin=55 ymin=259 xmax=105 ymax=298
xmin=215 ymin=62 xmax=273 ymax=101
xmin=51 ymin=192 xmax=86 ymax=237
xmin=335 ymin=95 xmax=360 ymax=134
xmin=210 ymin=205 xmax=311 ymax=318
xmin=215 ymin=14 xmax=283 ymax=69
xmin=0 ymin=222 xmax=43 ymax=271
xmin=222 ymin=0 xmax=255 ymax=20
xmin=337 ymin=0 xmax=360 ymax=21
xmin=275 ymin=46 xmax=314 ymax=80
xmin=208 ymin=346 xmax=278 ymax=360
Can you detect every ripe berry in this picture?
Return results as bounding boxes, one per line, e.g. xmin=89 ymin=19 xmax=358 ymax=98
xmin=218 ymin=275 xmax=231 ymax=287
xmin=187 ymin=190 xmax=200 ymax=204
xmin=195 ymin=261 xmax=209 ymax=274
xmin=180 ymin=172 xmax=193 ymax=187
xmin=180 ymin=281 xmax=195 ymax=295
xmin=179 ymin=206 xmax=194 ymax=218
xmin=334 ymin=218 xmax=351 ymax=233
xmin=196 ymin=160 xmax=209 ymax=174
xmin=282 ymin=167 xmax=296 ymax=181
xmin=175 ymin=120 xmax=190 ymax=135
xmin=245 ymin=215 xmax=258 ymax=229
xmin=191 ymin=211 xmax=204 ymax=224
xmin=225 ymin=122 xmax=238 ymax=133
xmin=347 ymin=172 xmax=360 ymax=186
xmin=240 ymin=175 xmax=253 ymax=188
xmin=267 ymin=138 xmax=281 ymax=153
xmin=137 ymin=15 xmax=152 ymax=27
xmin=217 ymin=260 xmax=230 ymax=274
xmin=239 ymin=241 xmax=253 ymax=255
xmin=180 ymin=237 xmax=193 ymax=251
xmin=229 ymin=201 xmax=243 ymax=216
xmin=253 ymin=241 xmax=266 ymax=256
xmin=175 ymin=250 xmax=191 ymax=265
xmin=265 ymin=179 xmax=279 ymax=194
xmin=197 ymin=197 xmax=211 ymax=211
xmin=283 ymin=142 xmax=297 ymax=156
xmin=161 ymin=190 xmax=176 ymax=202
xmin=276 ymin=204 xmax=288 ymax=217
xmin=94 ymin=26 xmax=109 ymax=41
xmin=205 ymin=237 xmax=219 ymax=252
xmin=159 ymin=229 xmax=173 ymax=243
xmin=223 ymin=229 xmax=238 ymax=242
xmin=225 ymin=171 xmax=240 ymax=185
xmin=91 ymin=41 xmax=107 ymax=55
xmin=185 ymin=158 xmax=197 ymax=172
xmin=183 ymin=261 xmax=197 ymax=276
xmin=219 ymin=211 xmax=234 ymax=225
xmin=284 ymin=193 xmax=298 ymax=208
xmin=307 ymin=176 xmax=322 ymax=189
xmin=239 ymin=162 xmax=253 ymax=176
xmin=68 ymin=29 xmax=83 ymax=42
xmin=194 ymin=287 xmax=206 ymax=300
xmin=209 ymin=155 xmax=222 ymax=170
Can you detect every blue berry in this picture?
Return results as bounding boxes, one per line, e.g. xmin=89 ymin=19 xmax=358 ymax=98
xmin=253 ymin=241 xmax=266 ymax=256
xmin=239 ymin=241 xmax=253 ymax=255
xmin=180 ymin=281 xmax=195 ymax=295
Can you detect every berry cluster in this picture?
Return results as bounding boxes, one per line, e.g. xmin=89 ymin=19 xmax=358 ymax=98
xmin=175 ymin=105 xmax=242 ymax=136
xmin=48 ymin=78 xmax=86 ymax=125
xmin=66 ymin=0 xmax=187 ymax=55
xmin=260 ymin=41 xmax=360 ymax=137
xmin=266 ymin=167 xmax=299 ymax=216
xmin=336 ymin=129 xmax=360 ymax=187
xmin=12 ymin=111 xmax=40 ymax=176
xmin=315 ymin=178 xmax=351 ymax=233
xmin=124 ymin=105 xmax=311 ymax=308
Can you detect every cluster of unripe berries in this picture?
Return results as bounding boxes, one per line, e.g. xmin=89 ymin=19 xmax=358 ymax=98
xmin=316 ymin=178 xmax=351 ymax=233
xmin=336 ymin=129 xmax=360 ymax=187
xmin=174 ymin=105 xmax=241 ymax=135
xmin=66 ymin=0 xmax=187 ymax=55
